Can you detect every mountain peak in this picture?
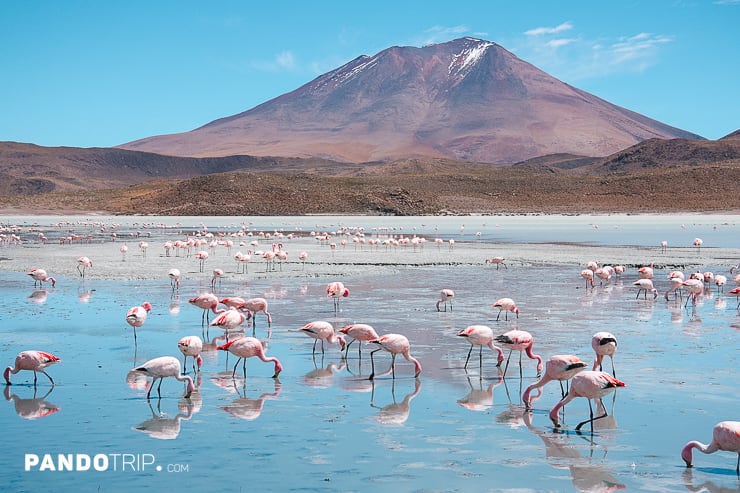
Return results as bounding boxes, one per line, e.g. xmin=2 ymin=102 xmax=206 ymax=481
xmin=120 ymin=37 xmax=701 ymax=163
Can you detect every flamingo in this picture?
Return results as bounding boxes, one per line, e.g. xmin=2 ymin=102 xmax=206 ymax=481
xmin=492 ymin=297 xmax=520 ymax=321
xmin=217 ymin=337 xmax=283 ymax=378
xmin=633 ymin=279 xmax=658 ymax=299
xmin=168 ymin=268 xmax=181 ymax=291
xmin=327 ymin=281 xmax=350 ymax=314
xmin=209 ymin=306 xmax=246 ymax=335
xmin=486 ymin=256 xmax=507 ymax=269
xmin=456 ymin=325 xmax=505 ymax=370
xmin=368 ymin=333 xmax=422 ymax=380
xmin=138 ymin=241 xmax=149 ymax=258
xmin=682 ymin=279 xmax=704 ymax=307
xmin=298 ymin=251 xmax=308 ymax=270
xmin=194 ymin=250 xmax=208 ymax=272
xmin=580 ymin=269 xmax=595 ymax=289
xmin=729 ymin=286 xmax=740 ymax=309
xmin=126 ymin=301 xmax=152 ymax=343
xmin=714 ymin=274 xmax=727 ymax=293
xmin=592 ymin=331 xmax=618 ymax=376
xmin=548 ymin=370 xmax=626 ymax=430
xmin=339 ymin=323 xmax=379 ymax=357
xmin=494 ymin=329 xmax=543 ymax=377
xmin=298 ymin=321 xmax=346 ymax=355
xmin=4 ymin=350 xmax=61 ymax=386
xmin=693 ymin=237 xmax=703 ymax=252
xmin=681 ymin=421 xmax=740 ymax=473
xmin=594 ymin=266 xmax=614 ymax=286
xmin=436 ymin=289 xmax=455 ymax=312
xmin=522 ymin=354 xmax=588 ymax=408
xmin=661 ymin=240 xmax=668 ymax=253
xmin=177 ymin=335 xmax=203 ymax=374
xmin=120 ymin=244 xmax=128 ymax=261
xmin=188 ymin=293 xmax=221 ymax=328
xmin=26 ymin=269 xmax=56 ymax=288
xmin=242 ymin=297 xmax=272 ymax=330
xmin=211 ymin=268 xmax=224 ymax=290
xmin=130 ymin=356 xmax=194 ymax=399
xmin=77 ymin=256 xmax=93 ymax=278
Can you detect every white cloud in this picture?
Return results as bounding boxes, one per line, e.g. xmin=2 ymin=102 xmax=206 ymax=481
xmin=420 ymin=25 xmax=472 ymax=45
xmin=524 ymin=22 xmax=574 ymax=37
xmin=275 ymin=51 xmax=296 ymax=70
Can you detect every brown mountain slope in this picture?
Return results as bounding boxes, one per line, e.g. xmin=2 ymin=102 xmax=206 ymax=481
xmin=119 ymin=37 xmax=700 ymax=163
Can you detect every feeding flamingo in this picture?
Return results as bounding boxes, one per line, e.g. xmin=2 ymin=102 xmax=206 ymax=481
xmin=580 ymin=269 xmax=595 ymax=289
xmin=339 ymin=323 xmax=379 ymax=357
xmin=368 ymin=333 xmax=422 ymax=380
xmin=4 ymin=350 xmax=61 ymax=387
xmin=456 ymin=325 xmax=505 ymax=370
xmin=217 ymin=337 xmax=283 ymax=379
xmin=77 ymin=256 xmax=93 ymax=278
xmin=486 ymin=256 xmax=507 ymax=269
xmin=548 ymin=370 xmax=626 ymax=431
xmin=492 ymin=298 xmax=520 ymax=321
xmin=27 ymin=268 xmax=56 ymax=288
xmin=130 ymin=356 xmax=194 ymax=399
xmin=298 ymin=321 xmax=346 ymax=355
xmin=681 ymin=421 xmax=740 ymax=473
xmin=177 ymin=335 xmax=203 ymax=374
xmin=633 ymin=279 xmax=658 ymax=299
xmin=436 ymin=289 xmax=455 ymax=312
xmin=591 ymin=331 xmax=617 ymax=376
xmin=211 ymin=268 xmax=224 ymax=290
xmin=522 ymin=354 xmax=588 ymax=408
xmin=682 ymin=279 xmax=704 ymax=307
xmin=327 ymin=281 xmax=350 ymax=314
xmin=494 ymin=329 xmax=542 ymax=378
xmin=168 ymin=268 xmax=181 ymax=291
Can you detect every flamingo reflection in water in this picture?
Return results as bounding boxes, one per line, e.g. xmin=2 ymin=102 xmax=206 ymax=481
xmin=370 ymin=378 xmax=422 ymax=425
xmin=523 ymin=410 xmax=626 ymax=492
xmin=303 ymin=359 xmax=346 ymax=389
xmin=132 ymin=398 xmax=195 ymax=440
xmin=220 ymin=379 xmax=282 ymax=421
xmin=4 ymin=385 xmax=60 ymax=420
xmin=457 ymin=372 xmax=504 ymax=412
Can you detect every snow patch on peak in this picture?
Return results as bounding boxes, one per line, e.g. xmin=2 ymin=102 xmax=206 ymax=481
xmin=448 ymin=40 xmax=493 ymax=78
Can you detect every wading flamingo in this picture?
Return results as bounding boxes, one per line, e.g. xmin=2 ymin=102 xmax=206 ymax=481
xmin=486 ymin=256 xmax=507 ymax=269
xmin=368 ymin=333 xmax=422 ymax=380
xmin=633 ymin=279 xmax=658 ymax=299
xmin=548 ymin=370 xmax=626 ymax=431
xmin=492 ymin=298 xmax=520 ymax=321
xmin=177 ymin=335 xmax=203 ymax=374
xmin=327 ymin=281 xmax=350 ymax=314
xmin=217 ymin=337 xmax=283 ymax=378
xmin=339 ymin=323 xmax=379 ymax=357
xmin=126 ymin=301 xmax=152 ymax=343
xmin=4 ymin=350 xmax=61 ymax=386
xmin=580 ymin=269 xmax=595 ymax=289
xmin=209 ymin=306 xmax=246 ymax=337
xmin=456 ymin=325 xmax=504 ymax=370
xmin=168 ymin=268 xmax=181 ymax=291
xmin=592 ymin=331 xmax=617 ymax=376
xmin=188 ymin=293 xmax=221 ymax=328
xmin=682 ymin=279 xmax=704 ymax=307
xmin=77 ymin=256 xmax=93 ymax=278
xmin=211 ymin=268 xmax=224 ymax=290
xmin=27 ymin=269 xmax=56 ymax=288
xmin=130 ymin=356 xmax=194 ymax=399
xmin=522 ymin=354 xmax=588 ymax=408
xmin=242 ymin=297 xmax=272 ymax=330
xmin=494 ymin=329 xmax=542 ymax=378
xmin=436 ymin=289 xmax=455 ymax=312
xmin=298 ymin=321 xmax=346 ymax=355
xmin=681 ymin=421 xmax=740 ymax=473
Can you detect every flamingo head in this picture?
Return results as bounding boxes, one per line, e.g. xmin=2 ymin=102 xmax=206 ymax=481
xmin=142 ymin=301 xmax=152 ymax=312
xmin=272 ymin=359 xmax=283 ymax=378
xmin=49 ymin=277 xmax=56 ymax=287
xmin=514 ymin=307 xmax=520 ymax=316
xmin=651 ymin=289 xmax=658 ymax=299
xmin=681 ymin=444 xmax=694 ymax=467
xmin=3 ymin=366 xmax=11 ymax=384
xmin=337 ymin=334 xmax=346 ymax=351
xmin=183 ymin=377 xmax=195 ymax=399
xmin=342 ymin=288 xmax=350 ymax=298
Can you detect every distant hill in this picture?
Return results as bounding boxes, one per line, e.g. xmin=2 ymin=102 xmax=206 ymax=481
xmin=118 ymin=37 xmax=701 ymax=164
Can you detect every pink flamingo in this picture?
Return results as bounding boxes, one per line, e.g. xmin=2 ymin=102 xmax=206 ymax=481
xmin=682 ymin=279 xmax=704 ymax=307
xmin=661 ymin=240 xmax=668 ymax=253
xmin=580 ymin=269 xmax=595 ymax=289
xmin=494 ymin=329 xmax=543 ymax=377
xmin=339 ymin=323 xmax=379 ymax=357
xmin=633 ymin=279 xmax=658 ymax=299
xmin=126 ymin=301 xmax=152 ymax=343
xmin=485 ymin=256 xmax=507 ymax=269
xmin=693 ymin=237 xmax=703 ymax=252
xmin=188 ymin=293 xmax=221 ymax=327
xmin=714 ymin=274 xmax=727 ymax=293
xmin=436 ymin=289 xmax=455 ymax=312
xmin=548 ymin=370 xmax=625 ymax=430
xmin=209 ymin=306 xmax=246 ymax=336
xmin=4 ymin=350 xmax=61 ymax=386
xmin=522 ymin=354 xmax=588 ymax=408
xmin=177 ymin=335 xmax=203 ymax=374
xmin=217 ymin=337 xmax=283 ymax=378
xmin=130 ymin=356 xmax=194 ymax=399
xmin=120 ymin=244 xmax=128 ymax=261
xmin=77 ymin=256 xmax=93 ymax=278
xmin=298 ymin=321 xmax=346 ymax=355
xmin=592 ymin=331 xmax=618 ymax=376
xmin=492 ymin=297 xmax=520 ymax=321
xmin=27 ymin=268 xmax=56 ymax=288
xmin=681 ymin=421 xmax=740 ymax=473
xmin=638 ymin=263 xmax=654 ymax=280
xmin=729 ymin=286 xmax=740 ymax=309
xmin=194 ymin=250 xmax=208 ymax=272
xmin=243 ymin=297 xmax=272 ymax=330
xmin=456 ymin=325 xmax=505 ymax=370
xmin=594 ymin=266 xmax=614 ymax=286
xmin=298 ymin=251 xmax=308 ymax=270
xmin=168 ymin=268 xmax=181 ymax=291
xmin=211 ymin=268 xmax=224 ymax=290
xmin=327 ymin=281 xmax=350 ymax=314
xmin=368 ymin=333 xmax=422 ymax=380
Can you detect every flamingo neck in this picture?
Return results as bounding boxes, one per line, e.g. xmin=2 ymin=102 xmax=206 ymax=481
xmin=3 ymin=366 xmax=14 ymax=383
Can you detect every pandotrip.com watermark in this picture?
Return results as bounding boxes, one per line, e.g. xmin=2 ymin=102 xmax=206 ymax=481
xmin=23 ymin=453 xmax=189 ymax=473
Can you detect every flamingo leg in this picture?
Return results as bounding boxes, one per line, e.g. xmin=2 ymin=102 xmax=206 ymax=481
xmin=390 ymin=354 xmax=397 ymax=379
xmin=503 ymin=349 xmax=513 ymax=377
xmin=231 ymin=357 xmax=243 ymax=378
xmin=41 ymin=371 xmax=55 ymax=386
xmin=146 ymin=378 xmax=157 ymax=399
xmin=369 ymin=348 xmax=382 ymax=380
xmin=344 ymin=339 xmax=355 ymax=357
xmin=463 ymin=345 xmax=474 ymax=369
xmin=496 ymin=309 xmax=502 ymax=321
xmin=478 ymin=345 xmax=484 ymax=370
xmin=518 ymin=350 xmax=523 ymax=378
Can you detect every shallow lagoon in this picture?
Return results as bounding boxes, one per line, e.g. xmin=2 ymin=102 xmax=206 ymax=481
xmin=0 ymin=214 xmax=739 ymax=492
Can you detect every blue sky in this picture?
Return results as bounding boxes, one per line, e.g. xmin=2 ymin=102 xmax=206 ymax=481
xmin=1 ymin=1 xmax=738 ymax=148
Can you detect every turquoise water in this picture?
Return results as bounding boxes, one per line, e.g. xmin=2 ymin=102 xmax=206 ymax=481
xmin=1 ymin=216 xmax=739 ymax=492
